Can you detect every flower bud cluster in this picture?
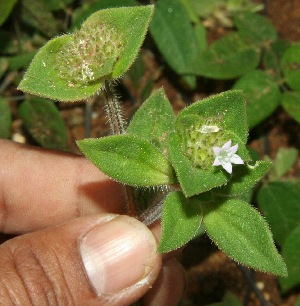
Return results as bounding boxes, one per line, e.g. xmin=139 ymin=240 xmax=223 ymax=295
xmin=56 ymin=23 xmax=124 ymax=86
xmin=185 ymin=116 xmax=230 ymax=169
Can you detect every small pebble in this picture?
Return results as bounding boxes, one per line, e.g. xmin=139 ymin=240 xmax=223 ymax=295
xmin=256 ymin=281 xmax=265 ymax=290
xmin=12 ymin=133 xmax=26 ymax=143
xmin=263 ymin=292 xmax=270 ymax=301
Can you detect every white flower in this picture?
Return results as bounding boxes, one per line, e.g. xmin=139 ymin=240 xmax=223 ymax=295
xmin=212 ymin=140 xmax=244 ymax=174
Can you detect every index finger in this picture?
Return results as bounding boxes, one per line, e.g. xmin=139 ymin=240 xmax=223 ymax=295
xmin=0 ymin=140 xmax=125 ymax=234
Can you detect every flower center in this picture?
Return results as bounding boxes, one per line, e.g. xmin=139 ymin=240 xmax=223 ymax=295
xmin=184 ymin=116 xmax=230 ymax=169
xmin=219 ymin=149 xmax=232 ymax=161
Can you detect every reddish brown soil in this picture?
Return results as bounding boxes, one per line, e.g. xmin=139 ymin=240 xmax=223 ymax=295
xmin=267 ymin=0 xmax=300 ymax=42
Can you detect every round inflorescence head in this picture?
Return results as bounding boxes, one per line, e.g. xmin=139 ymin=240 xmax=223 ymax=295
xmin=56 ymin=23 xmax=124 ymax=86
xmin=185 ymin=116 xmax=231 ymax=170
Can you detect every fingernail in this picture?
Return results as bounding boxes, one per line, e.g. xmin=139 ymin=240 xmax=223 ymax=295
xmin=80 ymin=216 xmax=157 ymax=295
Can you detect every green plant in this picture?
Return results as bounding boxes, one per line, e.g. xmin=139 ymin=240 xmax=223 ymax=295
xmin=2 ymin=0 xmax=300 ymax=304
xmin=15 ymin=4 xmax=287 ymax=278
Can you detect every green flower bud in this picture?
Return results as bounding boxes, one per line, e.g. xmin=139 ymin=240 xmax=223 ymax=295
xmin=184 ymin=116 xmax=230 ymax=169
xmin=56 ymin=23 xmax=124 ymax=87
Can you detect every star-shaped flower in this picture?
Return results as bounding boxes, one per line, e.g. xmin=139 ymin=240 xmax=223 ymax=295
xmin=212 ymin=140 xmax=244 ymax=174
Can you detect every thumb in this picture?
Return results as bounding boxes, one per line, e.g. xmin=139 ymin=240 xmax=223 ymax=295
xmin=0 ymin=214 xmax=161 ymax=305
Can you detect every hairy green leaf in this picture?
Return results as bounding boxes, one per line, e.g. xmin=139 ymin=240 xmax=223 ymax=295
xmin=214 ymin=161 xmax=271 ymax=196
xmin=177 ymin=90 xmax=249 ymax=159
xmin=169 ymin=132 xmax=228 ymax=197
xmin=127 ymin=88 xmax=175 ymax=152
xmin=18 ymin=6 xmax=154 ymax=102
xmin=272 ymin=148 xmax=298 ymax=180
xmin=72 ymin=0 xmax=138 ymax=29
xmin=158 ymin=191 xmax=202 ymax=253
xmin=150 ymin=0 xmax=202 ymax=74
xmin=179 ymin=0 xmax=207 ymax=51
xmin=233 ymin=70 xmax=281 ymax=128
xmin=279 ymin=226 xmax=300 ymax=293
xmin=169 ymin=91 xmax=251 ymax=196
xmin=234 ymin=12 xmax=277 ymax=46
xmin=203 ymin=198 xmax=287 ymax=276
xmin=282 ymin=91 xmax=300 ymax=124
xmin=281 ymin=44 xmax=300 ymax=92
xmin=83 ymin=5 xmax=154 ymax=78
xmin=257 ymin=182 xmax=300 ymax=246
xmin=77 ymin=135 xmax=176 ymax=187
xmin=18 ymin=35 xmax=102 ymax=102
xmin=263 ymin=39 xmax=290 ymax=79
xmin=198 ymin=33 xmax=260 ymax=79
xmin=18 ymin=98 xmax=68 ymax=151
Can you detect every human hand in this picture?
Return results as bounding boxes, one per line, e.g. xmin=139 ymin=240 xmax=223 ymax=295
xmin=0 ymin=140 xmax=185 ymax=305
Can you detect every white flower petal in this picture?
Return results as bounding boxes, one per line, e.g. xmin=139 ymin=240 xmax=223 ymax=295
xmin=212 ymin=157 xmax=222 ymax=166
xmin=222 ymin=162 xmax=232 ymax=174
xmin=231 ymin=154 xmax=244 ymax=165
xmin=213 ymin=146 xmax=221 ymax=156
xmin=211 ymin=140 xmax=244 ymax=173
xmin=222 ymin=140 xmax=232 ymax=150
xmin=228 ymin=143 xmax=238 ymax=154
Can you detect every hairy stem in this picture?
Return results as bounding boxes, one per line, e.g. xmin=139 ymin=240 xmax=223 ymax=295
xmin=102 ymin=80 xmax=137 ymax=217
xmin=138 ymin=200 xmax=164 ymax=226
xmin=138 ymin=187 xmax=171 ymax=226
xmin=103 ymin=80 xmax=126 ymax=134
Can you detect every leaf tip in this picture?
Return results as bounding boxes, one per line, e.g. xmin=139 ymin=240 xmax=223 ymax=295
xmin=17 ymin=79 xmax=26 ymax=92
xmin=274 ymin=258 xmax=288 ymax=277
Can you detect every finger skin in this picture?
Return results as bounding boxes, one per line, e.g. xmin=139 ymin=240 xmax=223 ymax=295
xmin=0 ymin=140 xmax=186 ymax=305
xmin=142 ymin=258 xmax=186 ymax=306
xmin=144 ymin=221 xmax=186 ymax=305
xmin=0 ymin=140 xmax=125 ymax=233
xmin=0 ymin=215 xmax=162 ymax=306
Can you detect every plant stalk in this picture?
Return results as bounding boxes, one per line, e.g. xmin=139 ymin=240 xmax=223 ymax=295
xmin=103 ymin=80 xmax=137 ymax=217
xmin=103 ymin=81 xmax=126 ymax=134
xmin=139 ymin=199 xmax=164 ymax=226
xmin=239 ymin=266 xmax=268 ymax=306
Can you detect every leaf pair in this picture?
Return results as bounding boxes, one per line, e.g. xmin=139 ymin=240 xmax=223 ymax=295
xmin=78 ymin=90 xmax=268 ymax=194
xmin=158 ymin=190 xmax=287 ymax=277
xmin=18 ymin=6 xmax=154 ymax=102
